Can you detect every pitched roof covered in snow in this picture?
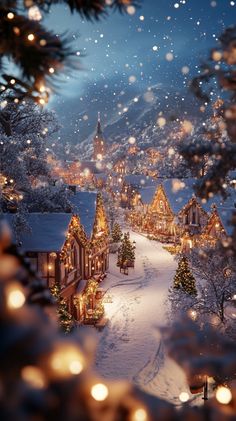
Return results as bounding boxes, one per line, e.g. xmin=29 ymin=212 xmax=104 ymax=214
xmin=4 ymin=213 xmax=72 ymax=252
xmin=159 ymin=178 xmax=236 ymax=215
xmin=139 ymin=186 xmax=159 ymax=205
xmin=199 ymin=189 xmax=236 ymax=213
xmin=160 ymin=178 xmax=197 ymax=214
xmin=70 ymin=191 xmax=97 ymax=238
xmin=217 ymin=207 xmax=235 ymax=236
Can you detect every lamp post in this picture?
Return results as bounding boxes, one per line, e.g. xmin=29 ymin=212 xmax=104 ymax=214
xmin=202 ymin=375 xmax=208 ymax=401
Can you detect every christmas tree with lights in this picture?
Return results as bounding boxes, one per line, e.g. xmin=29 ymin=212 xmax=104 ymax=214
xmin=111 ymin=222 xmax=123 ymax=243
xmin=51 ymin=281 xmax=73 ymax=333
xmin=117 ymin=232 xmax=135 ymax=268
xmin=173 ymin=256 xmax=197 ymax=296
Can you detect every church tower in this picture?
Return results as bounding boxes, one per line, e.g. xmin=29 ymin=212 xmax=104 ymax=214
xmin=93 ymin=112 xmax=106 ymax=161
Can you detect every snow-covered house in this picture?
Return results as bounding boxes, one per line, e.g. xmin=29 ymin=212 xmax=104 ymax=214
xmin=199 ymin=206 xmax=235 ymax=248
xmin=70 ymin=191 xmax=109 ymax=323
xmin=5 ymin=192 xmax=109 ymax=322
xmin=145 ymin=179 xmax=197 ymax=241
xmin=128 ymin=186 xmax=158 ymax=231
xmin=5 ymin=213 xmax=84 ymax=316
xmin=70 ymin=191 xmax=109 ymax=277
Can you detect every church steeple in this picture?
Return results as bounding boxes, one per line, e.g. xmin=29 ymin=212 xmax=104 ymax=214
xmin=96 ymin=112 xmax=102 ymax=136
xmin=93 ymin=112 xmax=106 ymax=161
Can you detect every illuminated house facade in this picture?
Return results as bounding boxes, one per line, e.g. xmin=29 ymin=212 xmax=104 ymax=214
xmin=130 ymin=178 xmax=235 ymax=246
xmin=5 ymin=192 xmax=109 ymax=322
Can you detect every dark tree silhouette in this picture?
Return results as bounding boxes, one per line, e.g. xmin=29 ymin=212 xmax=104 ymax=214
xmin=0 ymin=0 xmax=141 ymax=103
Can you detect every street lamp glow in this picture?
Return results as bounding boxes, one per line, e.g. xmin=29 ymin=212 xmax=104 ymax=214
xmin=179 ymin=392 xmax=189 ymax=402
xmin=215 ymin=386 xmax=232 ymax=404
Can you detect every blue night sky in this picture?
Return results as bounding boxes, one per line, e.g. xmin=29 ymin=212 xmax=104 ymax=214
xmin=42 ymin=0 xmax=236 ymax=144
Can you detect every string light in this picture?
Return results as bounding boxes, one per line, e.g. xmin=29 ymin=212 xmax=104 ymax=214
xmin=49 ymin=67 xmax=55 ymax=74
xmin=90 ymin=383 xmax=109 ymax=401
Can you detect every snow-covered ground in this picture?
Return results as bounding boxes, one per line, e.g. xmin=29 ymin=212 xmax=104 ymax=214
xmin=95 ymin=231 xmax=189 ymax=404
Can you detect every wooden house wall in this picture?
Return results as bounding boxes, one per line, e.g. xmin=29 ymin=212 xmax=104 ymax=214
xmin=178 ymin=200 xmax=208 ymax=233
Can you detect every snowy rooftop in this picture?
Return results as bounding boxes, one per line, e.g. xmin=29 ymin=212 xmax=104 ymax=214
xmin=159 ymin=178 xmax=236 ymax=215
xmin=161 ymin=178 xmax=197 ymax=213
xmin=4 ymin=213 xmax=72 ymax=252
xmin=139 ymin=186 xmax=159 ymax=205
xmin=70 ymin=191 xmax=97 ymax=238
xmin=218 ymin=207 xmax=235 ymax=236
xmin=200 ymin=188 xmax=236 ymax=213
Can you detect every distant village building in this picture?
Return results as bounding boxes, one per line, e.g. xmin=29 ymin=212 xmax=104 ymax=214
xmin=112 ymin=159 xmax=127 ymax=175
xmin=93 ymin=112 xmax=106 ymax=161
xmin=127 ymin=178 xmax=236 ymax=248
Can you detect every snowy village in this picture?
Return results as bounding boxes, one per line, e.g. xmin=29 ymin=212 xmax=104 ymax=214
xmin=0 ymin=1 xmax=236 ymax=421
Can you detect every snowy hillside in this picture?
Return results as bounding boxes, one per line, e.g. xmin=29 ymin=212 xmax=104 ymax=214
xmin=76 ymin=84 xmax=203 ymax=160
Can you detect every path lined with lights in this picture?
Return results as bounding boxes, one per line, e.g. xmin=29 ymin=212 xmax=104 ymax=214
xmin=95 ymin=231 xmax=189 ymax=404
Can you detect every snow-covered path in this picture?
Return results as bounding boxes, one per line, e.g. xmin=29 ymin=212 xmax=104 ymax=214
xmin=95 ymin=231 xmax=188 ymax=404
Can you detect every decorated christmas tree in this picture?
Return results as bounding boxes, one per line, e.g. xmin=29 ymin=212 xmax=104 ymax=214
xmin=51 ymin=281 xmax=73 ymax=333
xmin=111 ymin=222 xmax=123 ymax=243
xmin=117 ymin=232 xmax=135 ymax=268
xmin=173 ymin=256 xmax=197 ymax=296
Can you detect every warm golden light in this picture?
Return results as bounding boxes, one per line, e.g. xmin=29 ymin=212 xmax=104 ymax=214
xmin=21 ymin=366 xmax=46 ymax=389
xmin=179 ymin=392 xmax=190 ymax=402
xmin=132 ymin=408 xmax=148 ymax=421
xmin=157 ymin=117 xmax=166 ymax=128
xmin=27 ymin=33 xmax=35 ymax=41
xmin=7 ymin=284 xmax=26 ymax=309
xmin=189 ymin=309 xmax=197 ymax=320
xmin=39 ymin=85 xmax=46 ymax=93
xmin=28 ymin=5 xmax=42 ymax=21
xmin=91 ymin=383 xmax=109 ymax=401
xmin=50 ymin=344 xmax=84 ymax=378
xmin=215 ymin=386 xmax=232 ymax=405
xmin=7 ymin=12 xmax=14 ymax=19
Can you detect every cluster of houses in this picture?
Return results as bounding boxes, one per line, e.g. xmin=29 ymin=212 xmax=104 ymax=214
xmin=127 ymin=178 xmax=236 ymax=251
xmin=5 ymin=191 xmax=110 ymax=325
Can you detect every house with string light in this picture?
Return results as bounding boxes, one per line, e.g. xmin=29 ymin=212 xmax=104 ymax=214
xmin=5 ymin=191 xmax=109 ymax=323
xmin=130 ymin=178 xmax=235 ymax=247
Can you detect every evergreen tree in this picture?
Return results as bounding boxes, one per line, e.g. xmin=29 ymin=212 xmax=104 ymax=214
xmin=173 ymin=256 xmax=197 ymax=296
xmin=117 ymin=232 xmax=135 ymax=267
xmin=111 ymin=222 xmax=123 ymax=243
xmin=0 ymin=99 xmax=70 ymax=214
xmin=0 ymin=1 xmax=138 ymax=103
xmin=51 ymin=281 xmax=73 ymax=333
xmin=57 ymin=297 xmax=74 ymax=334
